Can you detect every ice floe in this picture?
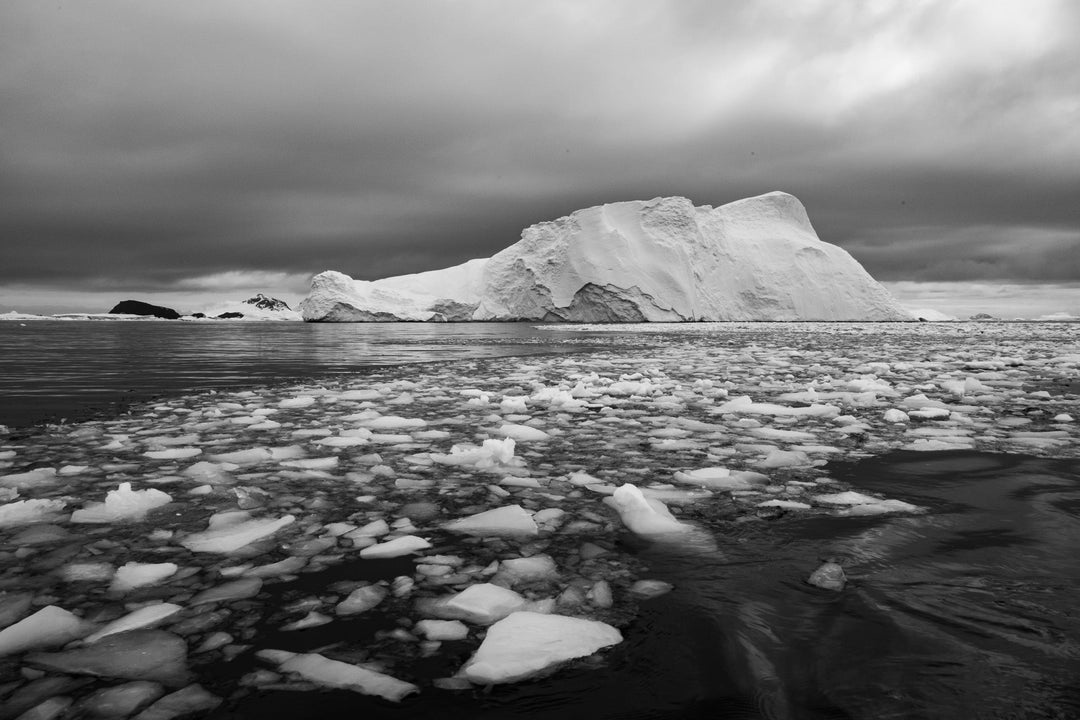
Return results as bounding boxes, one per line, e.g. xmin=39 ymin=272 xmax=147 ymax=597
xmin=458 ymin=611 xmax=622 ymax=684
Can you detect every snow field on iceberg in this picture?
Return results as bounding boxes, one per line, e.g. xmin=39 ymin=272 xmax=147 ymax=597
xmin=0 ymin=322 xmax=1076 ymax=712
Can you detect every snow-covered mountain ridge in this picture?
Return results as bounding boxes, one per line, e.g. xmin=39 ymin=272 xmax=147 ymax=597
xmin=300 ymin=192 xmax=910 ymax=322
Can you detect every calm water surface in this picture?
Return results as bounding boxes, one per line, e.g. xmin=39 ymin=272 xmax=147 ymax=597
xmin=0 ymin=321 xmax=604 ymax=428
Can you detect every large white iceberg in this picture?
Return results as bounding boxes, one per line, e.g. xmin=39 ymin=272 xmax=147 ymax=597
xmin=300 ymin=192 xmax=908 ymax=322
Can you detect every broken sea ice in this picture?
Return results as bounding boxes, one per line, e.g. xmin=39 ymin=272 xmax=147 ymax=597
xmin=179 ymin=511 xmax=295 ymax=553
xmin=70 ymin=482 xmax=171 ymax=523
xmin=258 ymin=650 xmax=419 ymax=702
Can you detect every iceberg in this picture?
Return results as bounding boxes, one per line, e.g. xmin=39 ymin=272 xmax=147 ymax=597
xmin=301 ymin=192 xmax=908 ymax=322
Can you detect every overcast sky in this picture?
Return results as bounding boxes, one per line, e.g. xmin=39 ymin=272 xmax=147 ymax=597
xmin=2 ymin=0 xmax=1078 ymax=317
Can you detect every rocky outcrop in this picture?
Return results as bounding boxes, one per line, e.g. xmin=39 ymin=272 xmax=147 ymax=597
xmin=243 ymin=293 xmax=291 ymax=312
xmin=301 ymin=192 xmax=910 ymax=322
xmin=109 ymin=300 xmax=180 ymax=319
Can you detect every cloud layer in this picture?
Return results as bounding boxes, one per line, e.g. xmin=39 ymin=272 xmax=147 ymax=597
xmin=2 ymin=0 xmax=1078 ymax=307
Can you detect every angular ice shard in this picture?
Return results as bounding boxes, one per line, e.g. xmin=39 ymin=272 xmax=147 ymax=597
xmin=433 ymin=583 xmax=530 ymax=625
xmin=179 ymin=511 xmax=295 ymax=554
xmin=0 ymin=498 xmax=67 ymax=527
xmin=604 ymin=484 xmax=695 ymax=536
xmin=83 ymin=604 xmax=183 ymax=643
xmin=261 ymin=650 xmax=419 ymax=701
xmin=458 ymin=611 xmax=622 ymax=684
xmin=358 ymin=535 xmax=431 ymax=559
xmin=443 ymin=505 xmax=538 ymax=537
xmin=0 ymin=606 xmax=93 ymax=657
xmin=27 ymin=630 xmax=191 ymax=686
xmin=70 ymin=483 xmax=171 ymax=523
xmin=301 ymin=193 xmax=908 ymax=322
xmin=110 ymin=562 xmax=179 ymax=593
xmin=430 ymin=438 xmax=519 ymax=470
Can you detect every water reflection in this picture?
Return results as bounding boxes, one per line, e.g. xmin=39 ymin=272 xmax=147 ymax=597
xmin=0 ymin=322 xmax=601 ymax=427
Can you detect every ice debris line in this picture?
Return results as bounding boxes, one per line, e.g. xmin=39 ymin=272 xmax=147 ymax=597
xmin=300 ymin=191 xmax=911 ymax=322
xmin=0 ymin=321 xmax=1078 ymax=715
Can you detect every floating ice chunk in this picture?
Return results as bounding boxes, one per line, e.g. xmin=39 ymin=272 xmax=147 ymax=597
xmin=180 ymin=512 xmax=295 ymax=554
xmin=280 ymin=456 xmax=338 ymax=470
xmin=842 ymin=499 xmax=923 ymax=516
xmin=672 ymin=467 xmax=767 ymax=491
xmin=435 ymin=583 xmax=530 ymax=625
xmin=0 ymin=606 xmax=92 ymax=657
xmin=78 ymin=680 xmax=166 ymax=718
xmin=0 ymin=467 xmax=58 ymax=490
xmin=883 ymin=409 xmax=909 ymax=423
xmin=458 ymin=611 xmax=622 ymax=685
xmin=908 ymin=408 xmax=950 ymax=420
xmin=0 ymin=498 xmax=66 ymax=526
xmin=500 ymin=396 xmax=529 ymax=413
xmin=813 ymin=491 xmax=883 ymax=506
xmin=430 ymin=438 xmax=520 ymax=470
xmin=358 ymin=535 xmax=431 ymax=559
xmin=629 ymin=579 xmax=674 ymax=599
xmin=415 ymin=619 xmax=468 ymax=641
xmin=756 ymin=448 xmax=812 ymax=469
xmin=206 ymin=448 xmax=273 ymax=465
xmin=604 ymin=484 xmax=695 ymax=537
xmin=495 ymin=424 xmax=550 ymax=442
xmin=27 ymin=629 xmax=191 ymax=687
xmin=493 ymin=555 xmax=559 ymax=586
xmin=1053 ymin=413 xmax=1074 ymax=422
xmin=528 ymin=387 xmax=587 ymax=410
xmin=359 ymin=415 xmax=427 ymax=430
xmin=61 ymin=562 xmax=115 ymax=583
xmin=444 ymin=505 xmax=538 ymax=537
xmin=131 ymin=684 xmax=221 ymax=719
xmin=263 ymin=651 xmax=418 ymax=702
xmin=814 ymin=491 xmax=922 ymax=515
xmin=714 ymin=396 xmax=840 ymax=418
xmin=281 ymin=611 xmax=333 ymax=631
xmin=110 ymin=562 xmax=179 ymax=593
xmin=245 ymin=556 xmax=307 ymax=578
xmin=807 ymin=561 xmax=846 ymax=591
xmin=83 ymin=603 xmax=183 ymax=643
xmin=278 ymin=396 xmax=317 ymax=408
xmin=335 ymin=585 xmax=388 ymax=615
xmin=337 ymin=389 xmax=382 ymax=401
xmin=71 ymin=483 xmax=171 ymax=523
xmin=313 ymin=435 xmax=370 ymax=448
xmin=144 ymin=448 xmax=202 ymax=460
xmin=901 ymin=394 xmax=948 ymax=410
xmin=749 ymin=427 xmax=818 ymax=442
xmin=757 ymin=499 xmax=812 ymax=510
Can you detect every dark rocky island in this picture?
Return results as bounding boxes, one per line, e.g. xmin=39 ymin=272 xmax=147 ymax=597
xmin=108 ymin=300 xmax=181 ymax=319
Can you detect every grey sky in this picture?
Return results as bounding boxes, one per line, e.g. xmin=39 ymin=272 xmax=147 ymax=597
xmin=2 ymin=0 xmax=1079 ymax=312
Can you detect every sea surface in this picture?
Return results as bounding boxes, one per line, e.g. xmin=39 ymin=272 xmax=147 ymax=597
xmin=0 ymin=320 xmax=1078 ymax=719
xmin=0 ymin=321 xmax=599 ymax=429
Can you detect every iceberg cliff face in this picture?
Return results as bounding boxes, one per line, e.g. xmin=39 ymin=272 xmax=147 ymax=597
xmin=300 ymin=192 xmax=909 ymax=322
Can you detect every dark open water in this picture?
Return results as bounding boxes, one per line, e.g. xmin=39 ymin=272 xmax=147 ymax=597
xmin=1 ymin=320 xmax=1078 ymax=719
xmin=0 ymin=321 xmax=596 ymax=429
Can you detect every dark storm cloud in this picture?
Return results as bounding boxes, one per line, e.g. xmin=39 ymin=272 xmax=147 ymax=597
xmin=2 ymin=0 xmax=1079 ymax=297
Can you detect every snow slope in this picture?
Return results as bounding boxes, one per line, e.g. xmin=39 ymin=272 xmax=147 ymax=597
xmin=301 ymin=192 xmax=909 ymax=322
